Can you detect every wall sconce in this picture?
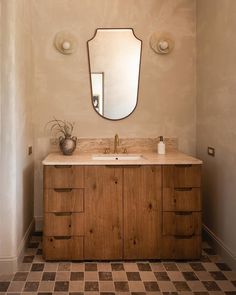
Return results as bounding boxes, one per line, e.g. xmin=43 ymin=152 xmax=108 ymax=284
xmin=150 ymin=32 xmax=175 ymax=55
xmin=54 ymin=31 xmax=77 ymax=55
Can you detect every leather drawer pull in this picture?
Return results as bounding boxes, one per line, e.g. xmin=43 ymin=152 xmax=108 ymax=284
xmin=54 ymin=165 xmax=72 ymax=169
xmin=53 ymin=236 xmax=71 ymax=240
xmin=54 ymin=212 xmax=72 ymax=216
xmin=175 ymin=211 xmax=193 ymax=215
xmin=174 ymin=164 xmax=192 ymax=168
xmin=175 ymin=188 xmax=192 ymax=191
xmin=175 ymin=234 xmax=194 ymax=239
xmin=54 ymin=188 xmax=73 ymax=192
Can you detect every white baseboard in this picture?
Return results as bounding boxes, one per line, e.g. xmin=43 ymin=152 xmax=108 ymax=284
xmin=203 ymin=224 xmax=236 ymax=270
xmin=35 ymin=216 xmax=43 ymax=232
xmin=0 ymin=218 xmax=35 ymax=274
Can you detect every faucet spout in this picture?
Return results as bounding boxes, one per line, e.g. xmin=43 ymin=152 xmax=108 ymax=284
xmin=114 ymin=134 xmax=120 ymax=154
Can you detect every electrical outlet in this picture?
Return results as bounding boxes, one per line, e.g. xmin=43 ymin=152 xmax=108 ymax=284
xmin=207 ymin=146 xmax=215 ymax=157
xmin=28 ymin=146 xmax=33 ymax=155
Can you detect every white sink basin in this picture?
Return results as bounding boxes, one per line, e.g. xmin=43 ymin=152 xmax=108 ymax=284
xmin=92 ymin=154 xmax=143 ymax=161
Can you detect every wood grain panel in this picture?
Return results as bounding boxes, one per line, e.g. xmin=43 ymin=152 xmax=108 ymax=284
xmin=44 ymin=213 xmax=84 ymax=236
xmin=43 ymin=236 xmax=83 ymax=260
xmin=44 ymin=188 xmax=84 ymax=212
xmin=162 ymin=212 xmax=201 ymax=236
xmin=84 ymin=166 xmax=123 ymax=260
xmin=161 ymin=235 xmax=201 ymax=259
xmin=163 ymin=165 xmax=201 ymax=188
xmin=44 ymin=165 xmax=84 ymax=188
xmin=123 ymin=166 xmax=161 ymax=259
xmin=163 ymin=187 xmax=201 ymax=211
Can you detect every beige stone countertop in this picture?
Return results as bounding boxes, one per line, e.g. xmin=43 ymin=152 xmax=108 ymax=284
xmin=42 ymin=151 xmax=203 ymax=165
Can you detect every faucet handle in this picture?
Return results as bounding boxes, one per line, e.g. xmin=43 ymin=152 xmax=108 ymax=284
xmin=104 ymin=148 xmax=110 ymax=154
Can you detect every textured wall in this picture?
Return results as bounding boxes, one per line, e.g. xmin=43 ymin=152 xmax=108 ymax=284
xmin=0 ymin=0 xmax=34 ymax=272
xmin=31 ymin=0 xmax=197 ymax=227
xmin=197 ymin=0 xmax=236 ymax=266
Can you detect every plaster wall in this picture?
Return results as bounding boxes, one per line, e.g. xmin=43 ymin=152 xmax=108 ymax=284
xmin=0 ymin=0 xmax=34 ymax=272
xmin=31 ymin=0 xmax=197 ymax=228
xmin=197 ymin=0 xmax=236 ymax=267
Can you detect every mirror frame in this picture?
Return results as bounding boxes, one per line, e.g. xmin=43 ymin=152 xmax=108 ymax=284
xmin=87 ymin=28 xmax=142 ymax=121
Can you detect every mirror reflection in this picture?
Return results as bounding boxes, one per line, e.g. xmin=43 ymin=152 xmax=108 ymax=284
xmin=87 ymin=29 xmax=142 ymax=120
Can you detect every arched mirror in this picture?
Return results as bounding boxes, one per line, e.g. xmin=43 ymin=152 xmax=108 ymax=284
xmin=87 ymin=28 xmax=142 ymax=120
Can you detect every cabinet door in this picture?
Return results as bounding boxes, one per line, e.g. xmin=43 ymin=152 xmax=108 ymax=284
xmin=84 ymin=166 xmax=123 ymax=259
xmin=124 ymin=166 xmax=161 ymax=259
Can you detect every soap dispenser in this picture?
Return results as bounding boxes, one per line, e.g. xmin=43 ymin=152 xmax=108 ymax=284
xmin=158 ymin=136 xmax=166 ymax=154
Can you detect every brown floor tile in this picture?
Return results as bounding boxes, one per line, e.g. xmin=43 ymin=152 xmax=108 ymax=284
xmin=84 ymin=281 xmax=99 ymax=291
xmin=31 ymin=263 xmax=44 ymax=271
xmin=54 ymin=281 xmax=69 ymax=292
xmin=216 ymin=263 xmax=231 ymax=271
xmin=163 ymin=263 xmax=178 ymax=271
xmin=173 ymin=281 xmax=191 ymax=291
xmin=193 ymin=292 xmax=209 ymax=295
xmin=162 ymin=292 xmax=178 ymax=295
xmin=204 ymin=248 xmax=217 ymax=255
xmin=0 ymin=281 xmax=10 ymax=292
xmin=137 ymin=263 xmax=151 ymax=271
xmin=144 ymin=281 xmax=160 ymax=291
xmin=154 ymin=272 xmax=170 ymax=281
xmin=187 ymin=281 xmax=207 ymax=292
xmin=23 ymin=255 xmax=34 ymax=263
xmin=210 ymin=271 xmax=227 ymax=280
xmin=182 ymin=271 xmax=199 ymax=281
xmin=13 ymin=272 xmax=28 ymax=281
xmin=23 ymin=281 xmax=39 ymax=292
xmin=99 ymin=271 xmax=113 ymax=281
xmin=42 ymin=272 xmax=56 ymax=281
xmin=70 ymin=272 xmax=84 ymax=281
xmin=232 ymin=281 xmax=236 ymax=287
xmin=85 ymin=263 xmax=97 ymax=271
xmin=111 ymin=263 xmax=124 ymax=271
xmin=114 ymin=281 xmax=129 ymax=292
xmin=126 ymin=272 xmax=141 ymax=281
xmin=28 ymin=242 xmax=39 ymax=248
xmin=37 ymin=293 xmax=53 ymax=295
xmin=202 ymin=281 xmax=221 ymax=291
xmin=217 ymin=280 xmax=236 ymax=292
xmin=225 ymin=292 xmax=236 ymax=295
xmin=190 ymin=263 xmax=206 ymax=271
xmin=223 ymin=271 xmax=236 ymax=280
xmin=150 ymin=263 xmax=165 ymax=272
xmin=100 ymin=292 xmax=115 ymax=295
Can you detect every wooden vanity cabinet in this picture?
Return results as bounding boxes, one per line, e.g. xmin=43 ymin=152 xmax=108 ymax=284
xmin=43 ymin=163 xmax=202 ymax=260
xmin=161 ymin=164 xmax=202 ymax=259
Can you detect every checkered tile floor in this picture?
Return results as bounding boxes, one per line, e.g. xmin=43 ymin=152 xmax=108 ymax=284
xmin=0 ymin=233 xmax=236 ymax=294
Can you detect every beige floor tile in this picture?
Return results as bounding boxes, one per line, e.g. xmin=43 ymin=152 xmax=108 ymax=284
xmin=69 ymin=281 xmax=84 ymax=291
xmin=33 ymin=255 xmax=45 ymax=262
xmin=84 ymin=271 xmax=98 ymax=281
xmin=71 ymin=262 xmax=85 ymax=271
xmin=17 ymin=263 xmax=31 ymax=271
xmin=128 ymin=281 xmax=145 ymax=292
xmin=44 ymin=262 xmax=59 ymax=271
xmin=150 ymin=262 xmax=165 ymax=272
xmin=123 ymin=262 xmax=139 ymax=271
xmin=187 ymin=280 xmax=207 ymax=291
xmin=203 ymin=263 xmax=220 ymax=271
xmin=168 ymin=271 xmax=185 ymax=281
xmin=157 ymin=281 xmax=176 ymax=291
xmin=53 ymin=292 xmax=69 ymax=295
xmin=208 ymin=292 xmax=225 ymax=295
xmin=26 ymin=271 xmax=42 ymax=281
xmin=223 ymin=271 xmax=236 ymax=280
xmin=139 ymin=271 xmax=157 ymax=281
xmin=217 ymin=280 xmax=236 ymax=291
xmin=58 ymin=262 xmax=71 ymax=271
xmin=176 ymin=263 xmax=193 ymax=272
xmin=97 ymin=263 xmax=112 ymax=272
xmin=195 ymin=271 xmax=214 ymax=281
xmin=55 ymin=271 xmax=70 ymax=281
xmin=21 ymin=292 xmax=37 ymax=295
xmin=7 ymin=281 xmax=25 ymax=292
xmin=112 ymin=271 xmax=127 ymax=281
xmin=38 ymin=281 xmax=55 ymax=291
xmin=0 ymin=274 xmax=14 ymax=281
xmin=209 ymin=255 xmax=224 ymax=263
xmin=99 ymin=281 xmax=115 ymax=291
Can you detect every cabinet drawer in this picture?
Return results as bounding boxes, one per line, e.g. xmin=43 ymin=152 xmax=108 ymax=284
xmin=43 ymin=236 xmax=83 ymax=260
xmin=44 ymin=189 xmax=84 ymax=212
xmin=163 ymin=188 xmax=201 ymax=211
xmin=44 ymin=165 xmax=84 ymax=188
xmin=163 ymin=212 xmax=201 ymax=236
xmin=161 ymin=235 xmax=201 ymax=259
xmin=163 ymin=165 xmax=201 ymax=188
xmin=44 ymin=213 xmax=84 ymax=236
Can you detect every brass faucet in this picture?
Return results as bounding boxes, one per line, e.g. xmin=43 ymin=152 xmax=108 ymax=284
xmin=114 ymin=134 xmax=120 ymax=154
